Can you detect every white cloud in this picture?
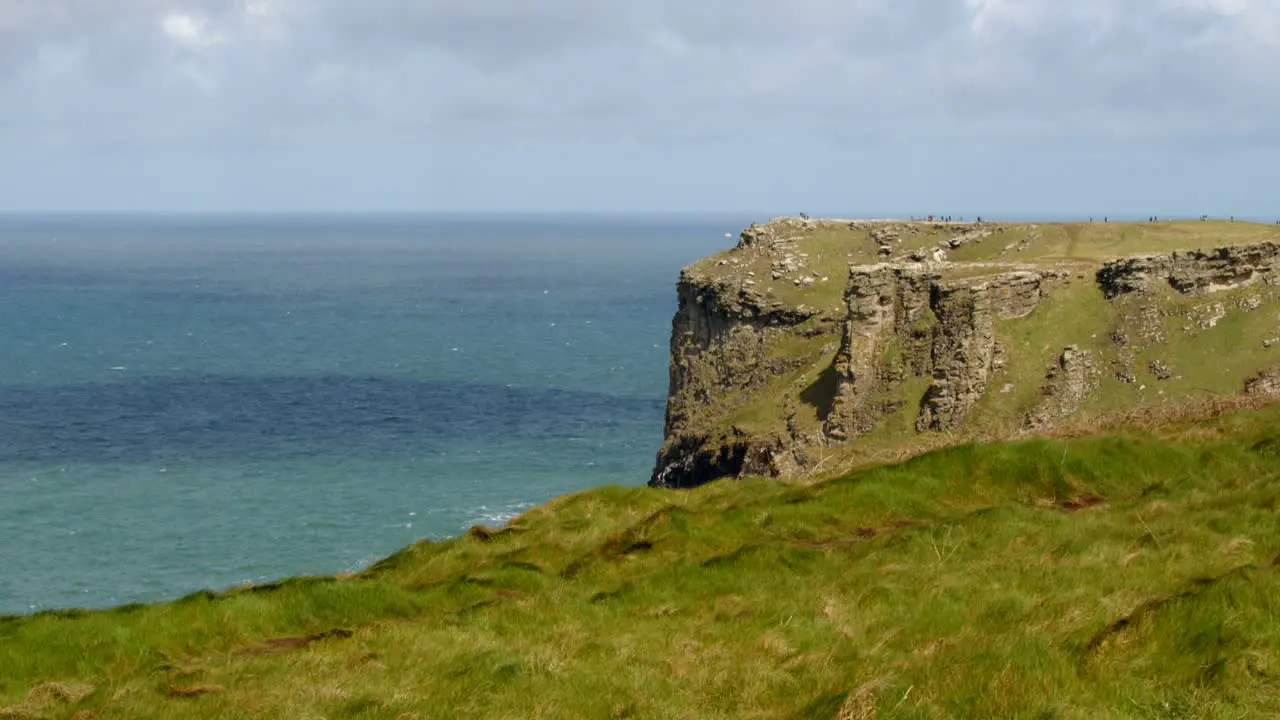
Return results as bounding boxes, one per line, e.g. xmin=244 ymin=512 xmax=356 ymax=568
xmin=160 ymin=11 xmax=223 ymax=49
xmin=0 ymin=0 xmax=1278 ymax=148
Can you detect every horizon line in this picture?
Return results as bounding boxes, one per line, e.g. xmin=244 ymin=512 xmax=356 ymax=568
xmin=1 ymin=210 xmax=1275 ymax=221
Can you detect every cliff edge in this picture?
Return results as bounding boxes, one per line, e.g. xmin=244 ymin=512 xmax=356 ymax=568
xmin=652 ymin=218 xmax=1280 ymax=487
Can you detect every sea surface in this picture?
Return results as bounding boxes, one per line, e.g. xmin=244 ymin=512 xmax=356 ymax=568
xmin=0 ymin=215 xmax=739 ymax=614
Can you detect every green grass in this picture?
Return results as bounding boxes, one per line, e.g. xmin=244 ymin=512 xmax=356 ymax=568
xmin=949 ymin=220 xmax=1280 ymax=264
xmin=691 ymin=220 xmax=951 ymax=312
xmin=973 ymin=277 xmax=1117 ymax=429
xmin=1143 ymin=289 xmax=1278 ymax=390
xmin=724 ymin=331 xmax=842 ymax=435
xmin=5 ymin=407 xmax=1280 ymax=718
xmin=696 ymin=220 xmax=1280 ymax=314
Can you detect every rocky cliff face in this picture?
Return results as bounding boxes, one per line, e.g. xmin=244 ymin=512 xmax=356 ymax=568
xmin=822 ymin=267 xmax=1058 ymax=439
xmin=1097 ymin=242 xmax=1280 ymax=297
xmin=915 ymin=271 xmax=1049 ymax=432
xmin=652 ymin=219 xmax=1280 ymax=489
xmin=651 ymin=270 xmax=821 ymax=488
xmin=1024 ymin=345 xmax=1100 ymax=430
xmin=661 ymin=271 xmax=818 ymax=438
xmin=822 ymin=265 xmax=925 ymax=442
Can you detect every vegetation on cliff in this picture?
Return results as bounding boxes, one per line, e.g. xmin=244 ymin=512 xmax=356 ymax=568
xmin=4 ymin=403 xmax=1280 ymax=719
xmin=655 ymin=218 xmax=1280 ymax=488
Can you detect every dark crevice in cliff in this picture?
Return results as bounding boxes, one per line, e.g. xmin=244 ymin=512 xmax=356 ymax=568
xmin=650 ymin=434 xmax=751 ymax=489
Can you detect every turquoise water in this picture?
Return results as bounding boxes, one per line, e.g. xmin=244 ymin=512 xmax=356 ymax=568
xmin=0 ymin=215 xmax=738 ymax=614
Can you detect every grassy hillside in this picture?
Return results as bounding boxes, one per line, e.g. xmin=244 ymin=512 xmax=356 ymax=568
xmin=4 ymin=404 xmax=1280 ymax=719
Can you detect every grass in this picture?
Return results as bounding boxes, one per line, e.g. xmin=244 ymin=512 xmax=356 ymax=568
xmin=970 ymin=277 xmax=1116 ymax=429
xmin=695 ymin=220 xmax=1280 ymax=314
xmin=691 ymin=220 xmax=951 ymax=312
xmin=724 ymin=331 xmax=841 ymax=435
xmin=4 ymin=405 xmax=1280 ymax=718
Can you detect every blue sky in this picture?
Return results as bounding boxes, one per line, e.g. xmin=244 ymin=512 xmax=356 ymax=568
xmin=1 ymin=0 xmax=1278 ymax=215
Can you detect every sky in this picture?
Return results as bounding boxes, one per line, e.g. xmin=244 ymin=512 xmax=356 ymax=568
xmin=1 ymin=0 xmax=1278 ymax=215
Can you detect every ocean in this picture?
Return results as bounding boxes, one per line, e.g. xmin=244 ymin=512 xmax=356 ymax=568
xmin=0 ymin=215 xmax=738 ymax=614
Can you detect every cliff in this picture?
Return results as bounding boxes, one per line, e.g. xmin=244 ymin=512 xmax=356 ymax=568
xmin=652 ymin=218 xmax=1280 ymax=488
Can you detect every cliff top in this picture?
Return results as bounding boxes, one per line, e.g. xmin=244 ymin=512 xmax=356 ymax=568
xmin=686 ymin=217 xmax=1280 ymax=313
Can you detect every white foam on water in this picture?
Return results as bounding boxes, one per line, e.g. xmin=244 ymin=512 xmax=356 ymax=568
xmin=468 ymin=502 xmax=535 ymax=528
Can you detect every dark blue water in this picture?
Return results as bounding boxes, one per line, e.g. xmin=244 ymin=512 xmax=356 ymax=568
xmin=0 ymin=215 xmax=738 ymax=614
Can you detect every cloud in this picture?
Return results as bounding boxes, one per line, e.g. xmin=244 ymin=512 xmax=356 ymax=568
xmin=160 ymin=12 xmax=223 ymax=49
xmin=1 ymin=0 xmax=1278 ymax=151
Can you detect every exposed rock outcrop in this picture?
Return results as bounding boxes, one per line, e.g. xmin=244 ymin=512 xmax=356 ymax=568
xmin=650 ymin=433 xmax=751 ymax=489
xmin=914 ymin=280 xmax=1001 ymax=431
xmin=651 ymin=429 xmax=811 ymax=489
xmin=661 ymin=271 xmax=819 ymax=438
xmin=1097 ymin=243 xmax=1280 ymax=298
xmin=916 ymin=271 xmax=1046 ymax=431
xmin=652 ymin=270 xmax=821 ymax=486
xmin=1245 ymin=369 xmax=1280 ymax=398
xmin=736 ymin=222 xmax=778 ymax=250
xmin=824 ymin=267 xmax=1051 ymax=438
xmin=1025 ymin=345 xmax=1100 ymax=429
xmin=824 ymin=265 xmax=934 ymax=440
xmin=943 ymin=226 xmax=995 ymax=250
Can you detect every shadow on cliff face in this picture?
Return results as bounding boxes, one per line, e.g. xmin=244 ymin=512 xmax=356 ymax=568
xmin=651 ymin=364 xmax=839 ymax=489
xmin=799 ymin=365 xmax=838 ymax=422
xmin=649 ymin=435 xmax=751 ymax=489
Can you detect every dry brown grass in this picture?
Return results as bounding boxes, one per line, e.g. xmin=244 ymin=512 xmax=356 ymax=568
xmin=1042 ymin=393 xmax=1276 ymax=439
xmin=803 ymin=394 xmax=1280 ymax=486
xmin=835 ymin=679 xmax=890 ymax=720
xmin=164 ymin=685 xmax=225 ymax=699
xmin=0 ymin=683 xmax=96 ymax=719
